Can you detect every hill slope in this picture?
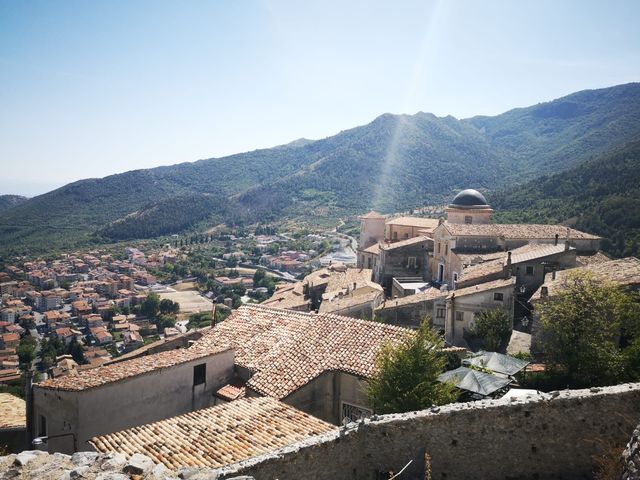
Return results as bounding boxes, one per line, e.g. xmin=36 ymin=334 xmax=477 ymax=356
xmin=492 ymin=140 xmax=640 ymax=257
xmin=1 ymin=83 xmax=640 ymax=255
xmin=0 ymin=195 xmax=28 ymax=214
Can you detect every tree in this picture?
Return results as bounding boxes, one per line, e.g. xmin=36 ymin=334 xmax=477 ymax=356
xmin=538 ymin=271 xmax=640 ymax=387
xmin=365 ymin=319 xmax=456 ymax=414
xmin=67 ymin=337 xmax=86 ymax=364
xmin=141 ymin=292 xmax=161 ymax=318
xmin=17 ymin=335 xmax=37 ymax=367
xmin=470 ymin=308 xmax=513 ymax=352
xmin=159 ymin=298 xmax=180 ymax=315
xmin=156 ymin=314 xmax=176 ymax=332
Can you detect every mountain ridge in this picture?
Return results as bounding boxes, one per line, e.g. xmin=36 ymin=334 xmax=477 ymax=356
xmin=1 ymin=82 xmax=640 ymax=256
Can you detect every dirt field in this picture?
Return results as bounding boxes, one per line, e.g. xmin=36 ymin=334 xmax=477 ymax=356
xmin=159 ymin=289 xmax=213 ymax=314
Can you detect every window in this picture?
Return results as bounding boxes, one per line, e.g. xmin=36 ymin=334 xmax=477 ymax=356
xmin=404 ymin=233 xmax=409 ymax=239
xmin=367 ymin=257 xmax=372 ymax=269
xmin=455 ymin=311 xmax=464 ymax=322
xmin=39 ymin=415 xmax=47 ymax=437
xmin=393 ymin=231 xmax=398 ymax=240
xmin=407 ymin=256 xmax=416 ymax=268
xmin=341 ymin=402 xmax=372 ymax=423
xmin=464 ymin=215 xmax=473 ymax=224
xmin=444 ymin=244 xmax=448 ymax=256
xmin=193 ymin=363 xmax=206 ymax=386
xmin=437 ymin=243 xmax=441 ymax=253
xmin=436 ymin=308 xmax=446 ymax=318
xmin=494 ymin=292 xmax=504 ymax=301
xmin=525 ymin=265 xmax=535 ymax=276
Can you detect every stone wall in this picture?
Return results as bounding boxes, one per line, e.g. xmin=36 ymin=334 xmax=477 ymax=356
xmin=624 ymin=422 xmax=640 ymax=479
xmin=213 ymin=383 xmax=640 ymax=480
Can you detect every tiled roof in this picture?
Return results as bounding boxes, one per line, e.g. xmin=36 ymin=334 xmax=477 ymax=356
xmin=90 ymin=397 xmax=334 ymax=470
xmin=531 ymin=257 xmax=640 ymax=301
xmin=35 ymin=346 xmax=231 ymax=392
xmin=376 ymin=287 xmax=446 ymax=310
xmin=381 ymin=235 xmax=431 ymax=251
xmin=361 ymin=211 xmax=385 ymax=219
xmin=215 ymin=378 xmax=246 ymax=401
xmin=193 ymin=304 xmax=411 ymax=399
xmin=507 ymin=244 xmax=572 ymax=265
xmin=450 ymin=277 xmax=516 ymax=299
xmin=362 ymin=243 xmax=381 ymax=255
xmin=386 ymin=216 xmax=440 ymax=230
xmin=260 ymin=282 xmax=309 ymax=310
xmin=576 ymin=251 xmax=611 ymax=267
xmin=443 ymin=223 xmax=600 ymax=240
xmin=460 ymin=259 xmax=504 ymax=283
xmin=0 ymin=393 xmax=25 ymax=430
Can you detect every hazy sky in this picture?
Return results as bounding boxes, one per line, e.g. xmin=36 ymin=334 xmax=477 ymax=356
xmin=1 ymin=0 xmax=639 ymax=196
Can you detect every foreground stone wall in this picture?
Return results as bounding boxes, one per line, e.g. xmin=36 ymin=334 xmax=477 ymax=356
xmin=214 ymin=383 xmax=640 ymax=480
xmin=624 ymin=422 xmax=640 ymax=480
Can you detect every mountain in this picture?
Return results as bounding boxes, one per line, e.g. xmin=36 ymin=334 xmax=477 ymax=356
xmin=491 ymin=140 xmax=640 ymax=257
xmin=1 ymin=83 xmax=639 ymax=256
xmin=0 ymin=195 xmax=28 ymax=213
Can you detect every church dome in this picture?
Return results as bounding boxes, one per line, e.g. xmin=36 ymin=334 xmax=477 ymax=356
xmin=449 ymin=189 xmax=489 ymax=208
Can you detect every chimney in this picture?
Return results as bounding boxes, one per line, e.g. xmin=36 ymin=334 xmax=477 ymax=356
xmin=541 ymin=286 xmax=548 ymax=298
xmin=552 ymin=270 xmax=557 ymax=280
xmin=438 ymin=217 xmax=444 ymax=226
xmin=565 ymin=239 xmax=570 ymax=251
xmin=554 ymin=234 xmax=559 ymax=246
xmin=505 ymin=252 xmax=512 ymax=279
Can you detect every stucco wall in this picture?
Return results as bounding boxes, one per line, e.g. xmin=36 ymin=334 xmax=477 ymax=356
xmin=283 ymin=372 xmax=369 ymax=425
xmin=215 ymin=383 xmax=640 ymax=480
xmin=33 ymin=349 xmax=234 ymax=453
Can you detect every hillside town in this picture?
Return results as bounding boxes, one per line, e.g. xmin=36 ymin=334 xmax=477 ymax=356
xmin=0 ymin=188 xmax=639 ymax=479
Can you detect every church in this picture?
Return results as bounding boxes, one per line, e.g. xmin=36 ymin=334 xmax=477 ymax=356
xmin=357 ymin=188 xmax=600 ymax=293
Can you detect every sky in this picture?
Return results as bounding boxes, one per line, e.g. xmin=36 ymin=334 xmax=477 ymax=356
xmin=1 ymin=0 xmax=639 ymax=197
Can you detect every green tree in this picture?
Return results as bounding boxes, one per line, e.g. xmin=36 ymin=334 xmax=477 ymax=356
xmin=538 ymin=271 xmax=640 ymax=387
xmin=365 ymin=319 xmax=456 ymax=414
xmin=66 ymin=337 xmax=86 ymax=364
xmin=141 ymin=292 xmax=161 ymax=318
xmin=17 ymin=335 xmax=37 ymax=367
xmin=470 ymin=308 xmax=513 ymax=352
xmin=156 ymin=314 xmax=176 ymax=332
xmin=159 ymin=298 xmax=180 ymax=315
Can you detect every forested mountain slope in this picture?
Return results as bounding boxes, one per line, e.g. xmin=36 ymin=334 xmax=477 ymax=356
xmin=492 ymin=140 xmax=640 ymax=257
xmin=1 ymin=83 xmax=639 ymax=254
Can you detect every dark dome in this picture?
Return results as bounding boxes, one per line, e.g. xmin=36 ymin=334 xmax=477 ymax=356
xmin=450 ymin=189 xmax=489 ymax=208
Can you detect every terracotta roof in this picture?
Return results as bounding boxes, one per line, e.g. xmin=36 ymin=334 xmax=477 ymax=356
xmin=90 ymin=397 xmax=334 ymax=470
xmin=531 ymin=257 xmax=640 ymax=301
xmin=193 ymin=304 xmax=411 ymax=399
xmin=0 ymin=393 xmax=25 ymax=430
xmin=362 ymin=243 xmax=381 ymax=255
xmin=261 ymin=282 xmax=308 ymax=310
xmin=443 ymin=223 xmax=600 ymax=240
xmin=576 ymin=251 xmax=611 ymax=267
xmin=215 ymin=377 xmax=246 ymax=401
xmin=360 ymin=211 xmax=385 ymax=219
xmin=381 ymin=235 xmax=431 ymax=251
xmin=449 ymin=277 xmax=516 ymax=299
xmin=460 ymin=259 xmax=504 ymax=284
xmin=386 ymin=216 xmax=440 ymax=230
xmin=376 ymin=287 xmax=446 ymax=310
xmin=507 ymin=244 xmax=572 ymax=265
xmin=35 ymin=346 xmax=231 ymax=392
